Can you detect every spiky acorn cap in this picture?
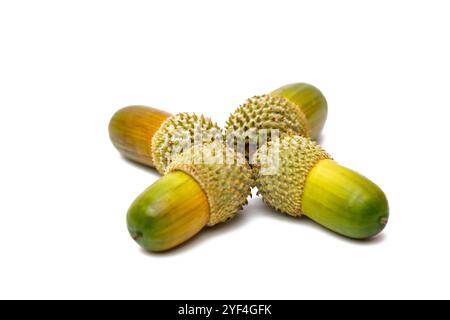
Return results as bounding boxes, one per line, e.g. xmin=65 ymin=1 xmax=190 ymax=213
xmin=252 ymin=135 xmax=332 ymax=216
xmin=225 ymin=94 xmax=310 ymax=142
xmin=166 ymin=142 xmax=253 ymax=226
xmin=151 ymin=113 xmax=222 ymax=174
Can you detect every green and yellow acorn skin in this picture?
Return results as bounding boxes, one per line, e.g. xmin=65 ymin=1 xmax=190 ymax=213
xmin=225 ymin=83 xmax=327 ymax=143
xmin=253 ymin=135 xmax=389 ymax=239
xmin=127 ymin=171 xmax=210 ymax=252
xmin=127 ymin=143 xmax=253 ymax=252
xmin=271 ymin=83 xmax=328 ymax=140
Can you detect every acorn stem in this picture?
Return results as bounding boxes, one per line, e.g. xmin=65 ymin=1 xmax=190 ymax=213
xmin=302 ymin=159 xmax=389 ymax=239
xmin=127 ymin=171 xmax=210 ymax=251
xmin=271 ymin=83 xmax=328 ymax=140
xmin=109 ymin=106 xmax=171 ymax=167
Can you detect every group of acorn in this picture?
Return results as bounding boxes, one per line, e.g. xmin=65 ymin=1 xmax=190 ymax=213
xmin=109 ymin=83 xmax=389 ymax=252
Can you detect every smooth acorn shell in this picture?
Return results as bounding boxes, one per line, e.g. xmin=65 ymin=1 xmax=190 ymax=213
xmin=127 ymin=171 xmax=209 ymax=252
xmin=302 ymin=159 xmax=389 ymax=239
xmin=109 ymin=105 xmax=171 ymax=167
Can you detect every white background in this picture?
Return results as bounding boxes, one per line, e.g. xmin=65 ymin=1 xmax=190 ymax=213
xmin=0 ymin=0 xmax=449 ymax=299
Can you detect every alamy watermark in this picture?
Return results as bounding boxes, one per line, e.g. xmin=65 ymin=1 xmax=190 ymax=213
xmin=159 ymin=121 xmax=282 ymax=175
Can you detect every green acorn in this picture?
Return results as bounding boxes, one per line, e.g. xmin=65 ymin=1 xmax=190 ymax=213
xmin=253 ymin=135 xmax=389 ymax=239
xmin=271 ymin=83 xmax=328 ymax=140
xmin=127 ymin=142 xmax=253 ymax=251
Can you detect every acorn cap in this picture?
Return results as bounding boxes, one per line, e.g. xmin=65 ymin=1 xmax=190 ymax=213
xmin=151 ymin=113 xmax=222 ymax=174
xmin=226 ymin=94 xmax=310 ymax=140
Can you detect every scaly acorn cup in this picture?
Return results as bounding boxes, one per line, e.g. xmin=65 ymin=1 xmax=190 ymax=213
xmin=109 ymin=106 xmax=221 ymax=173
xmin=127 ymin=142 xmax=253 ymax=252
xmin=252 ymin=135 xmax=389 ymax=239
xmin=225 ymin=83 xmax=327 ymax=148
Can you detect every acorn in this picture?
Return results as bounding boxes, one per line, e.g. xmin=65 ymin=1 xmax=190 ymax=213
xmin=127 ymin=142 xmax=253 ymax=252
xmin=225 ymin=83 xmax=328 ymax=146
xmin=109 ymin=106 xmax=221 ymax=173
xmin=252 ymin=135 xmax=389 ymax=239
